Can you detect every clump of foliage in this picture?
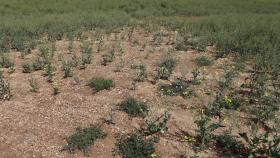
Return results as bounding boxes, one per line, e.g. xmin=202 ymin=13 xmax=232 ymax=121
xmin=32 ymin=57 xmax=46 ymax=71
xmin=0 ymin=75 xmax=11 ymax=101
xmin=29 ymin=76 xmax=39 ymax=92
xmin=0 ymin=55 xmax=14 ymax=68
xmin=101 ymin=50 xmax=115 ymax=66
xmin=144 ymin=111 xmax=171 ymax=135
xmin=22 ymin=63 xmax=32 ymax=73
xmin=156 ymin=57 xmax=176 ymax=80
xmin=63 ymin=125 xmax=106 ymax=153
xmin=62 ymin=60 xmax=73 ymax=78
xmin=132 ymin=64 xmax=147 ymax=82
xmin=194 ymin=56 xmax=213 ymax=67
xmin=52 ymin=82 xmax=60 ymax=95
xmin=117 ymin=133 xmax=155 ymax=158
xmin=194 ymin=114 xmax=220 ymax=150
xmin=87 ymin=77 xmax=114 ymax=92
xmin=43 ymin=62 xmax=55 ymax=83
xmin=117 ymin=97 xmax=148 ymax=118
xmin=159 ymin=80 xmax=195 ymax=99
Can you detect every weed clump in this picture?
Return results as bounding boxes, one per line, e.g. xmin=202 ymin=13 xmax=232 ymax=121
xmin=156 ymin=58 xmax=176 ymax=80
xmin=22 ymin=63 xmax=32 ymax=73
xmin=87 ymin=77 xmax=114 ymax=92
xmin=0 ymin=75 xmax=11 ymax=101
xmin=63 ymin=125 xmax=106 ymax=153
xmin=117 ymin=97 xmax=148 ymax=118
xmin=117 ymin=134 xmax=155 ymax=158
xmin=159 ymin=81 xmax=195 ymax=99
xmin=194 ymin=56 xmax=212 ymax=67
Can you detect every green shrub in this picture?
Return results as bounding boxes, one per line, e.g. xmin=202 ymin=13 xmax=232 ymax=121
xmin=87 ymin=77 xmax=114 ymax=92
xmin=101 ymin=50 xmax=115 ymax=66
xmin=22 ymin=63 xmax=32 ymax=73
xmin=194 ymin=56 xmax=212 ymax=67
xmin=117 ymin=97 xmax=148 ymax=118
xmin=0 ymin=55 xmax=14 ymax=68
xmin=144 ymin=111 xmax=170 ymax=135
xmin=117 ymin=134 xmax=155 ymax=158
xmin=29 ymin=76 xmax=39 ymax=92
xmin=63 ymin=125 xmax=106 ymax=153
xmin=156 ymin=58 xmax=176 ymax=80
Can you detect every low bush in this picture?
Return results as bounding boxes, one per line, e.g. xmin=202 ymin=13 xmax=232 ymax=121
xmin=117 ymin=97 xmax=148 ymax=118
xmin=117 ymin=133 xmax=155 ymax=158
xmin=63 ymin=125 xmax=106 ymax=153
xmin=87 ymin=77 xmax=114 ymax=92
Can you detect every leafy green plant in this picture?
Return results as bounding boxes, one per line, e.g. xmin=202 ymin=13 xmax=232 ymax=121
xmin=0 ymin=76 xmax=11 ymax=101
xmin=32 ymin=57 xmax=46 ymax=71
xmin=29 ymin=76 xmax=39 ymax=92
xmin=0 ymin=55 xmax=14 ymax=68
xmin=117 ymin=133 xmax=155 ymax=158
xmin=62 ymin=61 xmax=73 ymax=78
xmin=194 ymin=56 xmax=213 ymax=67
xmin=87 ymin=77 xmax=114 ymax=92
xmin=43 ymin=63 xmax=55 ymax=83
xmin=239 ymin=124 xmax=280 ymax=157
xmin=22 ymin=63 xmax=32 ymax=73
xmin=159 ymin=80 xmax=195 ymax=99
xmin=63 ymin=125 xmax=106 ymax=153
xmin=132 ymin=64 xmax=147 ymax=82
xmin=195 ymin=114 xmax=220 ymax=149
xmin=52 ymin=82 xmax=60 ymax=95
xmin=117 ymin=97 xmax=148 ymax=118
xmin=101 ymin=50 xmax=115 ymax=66
xmin=144 ymin=111 xmax=170 ymax=135
xmin=156 ymin=58 xmax=176 ymax=80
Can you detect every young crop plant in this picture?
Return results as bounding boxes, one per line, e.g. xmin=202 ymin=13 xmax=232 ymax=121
xmin=29 ymin=76 xmax=39 ymax=92
xmin=191 ymin=68 xmax=201 ymax=85
xmin=32 ymin=57 xmax=47 ymax=71
xmin=87 ymin=77 xmax=114 ymax=92
xmin=239 ymin=124 xmax=280 ymax=157
xmin=43 ymin=63 xmax=55 ymax=83
xmin=117 ymin=133 xmax=155 ymax=158
xmin=62 ymin=61 xmax=73 ymax=78
xmin=194 ymin=113 xmax=220 ymax=150
xmin=156 ymin=57 xmax=176 ymax=80
xmin=52 ymin=82 xmax=60 ymax=95
xmin=194 ymin=56 xmax=213 ymax=67
xmin=132 ymin=64 xmax=147 ymax=82
xmin=158 ymin=80 xmax=195 ymax=99
xmin=0 ymin=76 xmax=12 ymax=101
xmin=117 ymin=97 xmax=148 ymax=118
xmin=101 ymin=50 xmax=115 ymax=66
xmin=63 ymin=125 xmax=106 ymax=154
xmin=22 ymin=63 xmax=32 ymax=73
xmin=144 ymin=111 xmax=171 ymax=135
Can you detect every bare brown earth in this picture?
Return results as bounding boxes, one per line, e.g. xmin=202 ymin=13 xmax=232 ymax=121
xmin=0 ymin=28 xmax=248 ymax=158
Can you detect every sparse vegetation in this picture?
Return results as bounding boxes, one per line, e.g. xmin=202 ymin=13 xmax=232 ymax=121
xmin=1 ymin=0 xmax=280 ymax=157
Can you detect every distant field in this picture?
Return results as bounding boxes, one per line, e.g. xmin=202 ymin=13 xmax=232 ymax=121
xmin=1 ymin=0 xmax=280 ymax=59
